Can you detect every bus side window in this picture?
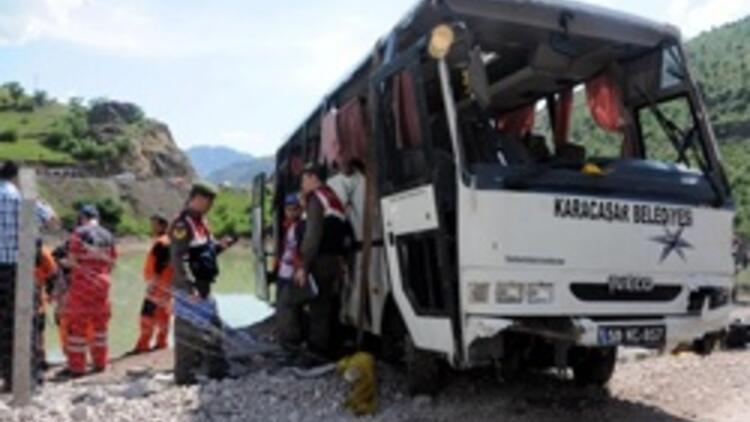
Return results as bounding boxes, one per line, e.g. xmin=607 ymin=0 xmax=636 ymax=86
xmin=380 ymin=69 xmax=429 ymax=192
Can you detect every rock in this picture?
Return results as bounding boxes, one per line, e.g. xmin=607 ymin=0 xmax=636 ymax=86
xmin=288 ymin=410 xmax=301 ymax=422
xmin=71 ymin=404 xmax=90 ymax=420
xmin=88 ymin=101 xmax=144 ymax=126
xmin=0 ymin=400 xmax=11 ymax=420
xmin=153 ymin=372 xmax=173 ymax=385
xmin=413 ymin=394 xmax=433 ymax=409
xmin=120 ymin=379 xmax=155 ymax=400
xmin=126 ymin=366 xmax=152 ymax=378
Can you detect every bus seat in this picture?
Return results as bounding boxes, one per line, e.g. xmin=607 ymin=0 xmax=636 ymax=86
xmin=553 ymin=143 xmax=586 ymax=169
xmin=497 ymin=132 xmax=535 ymax=166
xmin=525 ymin=134 xmax=551 ymax=163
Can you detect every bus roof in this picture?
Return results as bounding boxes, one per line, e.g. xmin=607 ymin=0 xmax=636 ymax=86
xmin=280 ymin=0 xmax=680 ymax=150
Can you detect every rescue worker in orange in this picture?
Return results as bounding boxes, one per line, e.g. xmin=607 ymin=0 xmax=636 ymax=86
xmin=60 ymin=205 xmax=117 ymax=377
xmin=133 ymin=214 xmax=174 ymax=353
xmin=34 ymin=241 xmax=60 ymax=370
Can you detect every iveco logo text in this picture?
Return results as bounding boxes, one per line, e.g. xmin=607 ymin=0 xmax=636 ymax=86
xmin=608 ymin=275 xmax=655 ymax=294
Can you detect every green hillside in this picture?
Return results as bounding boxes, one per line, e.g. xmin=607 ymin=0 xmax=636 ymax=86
xmin=688 ymin=17 xmax=750 ymax=234
xmin=0 ymin=85 xmax=75 ymax=164
xmin=0 ymin=83 xmax=139 ymax=167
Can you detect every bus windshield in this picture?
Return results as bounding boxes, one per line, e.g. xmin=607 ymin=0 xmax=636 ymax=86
xmin=452 ymin=43 xmax=728 ymax=206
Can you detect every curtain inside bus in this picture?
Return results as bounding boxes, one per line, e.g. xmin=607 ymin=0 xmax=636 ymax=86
xmin=392 ymin=71 xmax=422 ymax=149
xmin=338 ymin=98 xmax=369 ymax=166
xmin=320 ymin=109 xmax=340 ymax=168
xmin=586 ymin=73 xmax=624 ymax=132
xmin=586 ymin=72 xmax=634 ymax=156
xmin=497 ymin=104 xmax=535 ymax=137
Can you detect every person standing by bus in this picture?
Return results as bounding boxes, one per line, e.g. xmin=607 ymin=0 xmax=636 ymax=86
xmin=62 ymin=205 xmax=117 ymax=377
xmin=296 ymin=164 xmax=351 ymax=359
xmin=170 ymin=182 xmax=237 ymax=385
xmin=133 ymin=214 xmax=174 ymax=353
xmin=276 ymin=194 xmax=308 ymax=348
xmin=34 ymin=241 xmax=60 ymax=370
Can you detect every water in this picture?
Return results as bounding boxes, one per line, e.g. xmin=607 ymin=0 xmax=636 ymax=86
xmin=44 ymin=242 xmax=270 ymax=363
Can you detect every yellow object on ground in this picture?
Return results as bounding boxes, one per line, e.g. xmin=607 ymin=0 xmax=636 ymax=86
xmin=336 ymin=352 xmax=378 ymax=416
xmin=582 ymin=163 xmax=606 ymax=176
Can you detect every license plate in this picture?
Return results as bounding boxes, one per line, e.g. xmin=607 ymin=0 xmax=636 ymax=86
xmin=597 ymin=325 xmax=666 ymax=347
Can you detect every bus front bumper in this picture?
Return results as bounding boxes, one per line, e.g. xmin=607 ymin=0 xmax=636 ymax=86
xmin=465 ymin=304 xmax=732 ymax=352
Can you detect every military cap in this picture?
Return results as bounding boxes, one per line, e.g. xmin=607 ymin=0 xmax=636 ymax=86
xmin=302 ymin=162 xmax=327 ymax=180
xmin=150 ymin=212 xmax=169 ymax=225
xmin=79 ymin=204 xmax=100 ymax=219
xmin=190 ymin=181 xmax=218 ymax=199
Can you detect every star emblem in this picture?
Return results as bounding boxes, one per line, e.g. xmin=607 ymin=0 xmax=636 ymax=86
xmin=651 ymin=227 xmax=693 ymax=263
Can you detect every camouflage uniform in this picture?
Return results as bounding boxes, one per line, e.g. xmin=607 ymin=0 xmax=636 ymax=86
xmin=170 ymin=183 xmax=229 ymax=385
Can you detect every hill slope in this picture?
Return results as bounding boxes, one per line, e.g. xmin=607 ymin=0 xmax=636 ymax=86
xmin=185 ymin=145 xmax=255 ymax=177
xmin=0 ymin=85 xmax=197 ymax=235
xmin=687 ymin=16 xmax=750 ymax=234
xmin=186 ymin=145 xmax=273 ymax=186
xmin=205 ymin=157 xmax=274 ymax=186
xmin=0 ymin=86 xmax=195 ymax=178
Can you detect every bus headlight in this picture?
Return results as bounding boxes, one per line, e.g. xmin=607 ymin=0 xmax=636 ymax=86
xmin=495 ymin=282 xmax=524 ymax=304
xmin=527 ymin=283 xmax=555 ymax=304
xmin=468 ymin=282 xmax=491 ymax=304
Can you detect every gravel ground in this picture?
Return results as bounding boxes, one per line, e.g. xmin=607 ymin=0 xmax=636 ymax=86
xmin=2 ymin=348 xmax=750 ymax=422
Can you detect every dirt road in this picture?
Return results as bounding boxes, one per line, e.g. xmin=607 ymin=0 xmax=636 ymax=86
xmin=3 ymin=348 xmax=750 ymax=422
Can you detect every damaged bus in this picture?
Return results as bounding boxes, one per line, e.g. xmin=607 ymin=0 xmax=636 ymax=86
xmin=252 ymin=0 xmax=734 ymax=392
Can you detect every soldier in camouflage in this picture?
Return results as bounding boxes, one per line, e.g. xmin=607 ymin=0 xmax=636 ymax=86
xmin=170 ymin=182 xmax=237 ymax=385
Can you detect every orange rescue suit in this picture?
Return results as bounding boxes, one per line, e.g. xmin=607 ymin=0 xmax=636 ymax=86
xmin=135 ymin=234 xmax=174 ymax=352
xmin=34 ymin=245 xmax=58 ymax=315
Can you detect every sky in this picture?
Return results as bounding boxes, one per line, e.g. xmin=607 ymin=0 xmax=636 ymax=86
xmin=0 ymin=0 xmax=749 ymax=156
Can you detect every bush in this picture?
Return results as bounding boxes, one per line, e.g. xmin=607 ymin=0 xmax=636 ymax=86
xmin=43 ymin=130 xmax=71 ymax=149
xmin=15 ymin=97 xmax=34 ymax=112
xmin=116 ymin=216 xmax=147 ymax=236
xmin=0 ymin=129 xmax=18 ymax=143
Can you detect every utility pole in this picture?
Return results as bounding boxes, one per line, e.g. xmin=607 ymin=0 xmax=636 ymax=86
xmin=12 ymin=168 xmax=37 ymax=406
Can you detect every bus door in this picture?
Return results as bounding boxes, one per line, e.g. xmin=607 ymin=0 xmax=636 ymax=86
xmin=372 ymin=40 xmax=460 ymax=359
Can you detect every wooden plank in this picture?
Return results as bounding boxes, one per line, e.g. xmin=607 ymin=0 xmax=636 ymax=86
xmin=12 ymin=168 xmax=37 ymax=406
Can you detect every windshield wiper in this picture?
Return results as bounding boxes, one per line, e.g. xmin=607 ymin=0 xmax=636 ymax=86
xmin=637 ymin=87 xmax=724 ymax=206
xmin=636 ymin=87 xmax=696 ymax=167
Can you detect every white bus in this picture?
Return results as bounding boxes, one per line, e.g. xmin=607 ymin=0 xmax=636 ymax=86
xmin=252 ymin=0 xmax=734 ymax=393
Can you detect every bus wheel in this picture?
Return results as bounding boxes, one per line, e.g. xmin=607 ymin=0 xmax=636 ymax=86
xmin=572 ymin=346 xmax=617 ymax=387
xmin=381 ymin=300 xmax=442 ymax=395
xmin=380 ymin=302 xmax=407 ymax=365
xmin=494 ymin=348 xmax=524 ymax=383
xmin=404 ymin=334 xmax=442 ymax=396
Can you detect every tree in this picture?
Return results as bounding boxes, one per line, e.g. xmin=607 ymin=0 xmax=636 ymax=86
xmin=2 ymin=82 xmax=25 ymax=106
xmin=68 ymin=96 xmax=85 ymax=109
xmin=32 ymin=90 xmax=48 ymax=107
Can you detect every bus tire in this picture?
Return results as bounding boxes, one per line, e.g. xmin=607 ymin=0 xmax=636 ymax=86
xmin=381 ymin=300 xmax=442 ymax=395
xmin=380 ymin=300 xmax=406 ymax=364
xmin=572 ymin=346 xmax=617 ymax=387
xmin=404 ymin=334 xmax=442 ymax=396
xmin=726 ymin=324 xmax=748 ymax=349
